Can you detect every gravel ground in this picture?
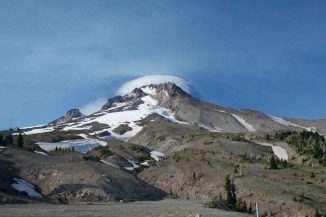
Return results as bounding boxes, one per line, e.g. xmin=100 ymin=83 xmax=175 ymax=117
xmin=0 ymin=199 xmax=249 ymax=217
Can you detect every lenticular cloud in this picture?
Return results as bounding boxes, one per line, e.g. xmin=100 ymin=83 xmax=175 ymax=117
xmin=117 ymin=75 xmax=191 ymax=96
xmin=80 ymin=98 xmax=107 ymax=115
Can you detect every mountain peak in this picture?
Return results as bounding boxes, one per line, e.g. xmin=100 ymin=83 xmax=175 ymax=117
xmin=50 ymin=108 xmax=84 ymax=125
xmin=66 ymin=109 xmax=83 ymax=118
xmin=117 ymin=75 xmax=190 ymax=96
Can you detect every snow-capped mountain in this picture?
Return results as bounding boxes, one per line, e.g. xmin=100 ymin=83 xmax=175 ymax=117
xmin=17 ymin=81 xmax=324 ymax=142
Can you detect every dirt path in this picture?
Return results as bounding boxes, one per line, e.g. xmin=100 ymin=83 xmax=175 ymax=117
xmin=0 ymin=199 xmax=249 ymax=217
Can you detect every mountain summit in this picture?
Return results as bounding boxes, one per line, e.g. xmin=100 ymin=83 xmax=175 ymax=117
xmin=50 ymin=108 xmax=84 ymax=125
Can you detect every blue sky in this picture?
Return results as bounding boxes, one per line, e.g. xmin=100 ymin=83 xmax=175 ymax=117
xmin=0 ymin=0 xmax=326 ymax=129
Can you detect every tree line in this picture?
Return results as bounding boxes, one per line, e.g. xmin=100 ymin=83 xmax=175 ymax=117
xmin=275 ymin=131 xmax=325 ymax=164
xmin=0 ymin=133 xmax=24 ymax=147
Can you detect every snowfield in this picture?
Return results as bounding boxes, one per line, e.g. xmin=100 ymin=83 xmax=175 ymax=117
xmin=62 ymin=125 xmax=92 ymax=131
xmin=258 ymin=142 xmax=289 ymax=161
xmin=215 ymin=109 xmax=256 ymax=132
xmin=11 ymin=178 xmax=42 ymax=198
xmin=19 ymin=89 xmax=189 ymax=154
xmin=230 ymin=114 xmax=256 ymax=132
xmin=36 ymin=139 xmax=107 ymax=153
xmin=20 ymin=124 xmax=47 ymax=130
xmin=17 ymin=127 xmax=55 ymax=135
xmin=56 ymin=95 xmax=186 ymax=141
xmin=269 ymin=115 xmax=316 ymax=132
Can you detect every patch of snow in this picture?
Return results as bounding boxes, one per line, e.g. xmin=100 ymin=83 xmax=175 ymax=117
xmin=20 ymin=124 xmax=47 ymax=130
xmin=215 ymin=109 xmax=256 ymax=132
xmin=307 ymin=126 xmax=317 ymax=132
xmin=62 ymin=125 xmax=92 ymax=131
xmin=117 ymin=75 xmax=191 ymax=95
xmin=230 ymin=114 xmax=256 ymax=132
xmin=140 ymin=161 xmax=150 ymax=167
xmin=19 ymin=127 xmax=55 ymax=135
xmin=0 ymin=146 xmax=5 ymax=149
xmin=269 ymin=115 xmax=316 ymax=132
xmin=124 ymin=167 xmax=135 ymax=171
xmin=258 ymin=142 xmax=288 ymax=161
xmin=11 ymin=178 xmax=42 ymax=198
xmin=127 ymin=159 xmax=140 ymax=169
xmin=141 ymin=95 xmax=158 ymax=106
xmin=36 ymin=139 xmax=107 ymax=153
xmin=215 ymin=109 xmax=227 ymax=113
xmin=78 ymin=133 xmax=88 ymax=139
xmin=198 ymin=124 xmax=224 ymax=133
xmin=108 ymin=123 xmax=143 ymax=141
xmin=100 ymin=159 xmax=119 ymax=168
xmin=150 ymin=151 xmax=165 ymax=161
xmin=163 ymin=90 xmax=169 ymax=97
xmin=106 ymin=102 xmax=129 ymax=111
xmin=141 ymin=86 xmax=157 ymax=95
xmin=34 ymin=151 xmax=48 ymax=156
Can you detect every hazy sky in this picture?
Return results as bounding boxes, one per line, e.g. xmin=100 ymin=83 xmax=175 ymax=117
xmin=0 ymin=0 xmax=326 ymax=129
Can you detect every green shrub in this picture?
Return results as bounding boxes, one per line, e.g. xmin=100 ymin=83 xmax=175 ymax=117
xmin=100 ymin=148 xmax=114 ymax=157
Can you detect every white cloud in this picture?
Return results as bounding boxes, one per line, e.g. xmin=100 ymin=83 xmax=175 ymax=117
xmin=80 ymin=98 xmax=107 ymax=115
xmin=117 ymin=74 xmax=191 ymax=96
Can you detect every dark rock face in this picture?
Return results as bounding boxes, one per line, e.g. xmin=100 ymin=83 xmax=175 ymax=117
xmin=112 ymin=124 xmax=132 ymax=135
xmin=123 ymin=88 xmax=147 ymax=102
xmin=102 ymin=96 xmax=125 ymax=110
xmin=132 ymin=88 xmax=147 ymax=98
xmin=97 ymin=131 xmax=111 ymax=137
xmin=50 ymin=109 xmax=84 ymax=125
xmin=158 ymin=82 xmax=187 ymax=97
xmin=66 ymin=109 xmax=83 ymax=119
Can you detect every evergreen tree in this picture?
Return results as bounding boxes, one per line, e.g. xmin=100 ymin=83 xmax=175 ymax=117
xmin=310 ymin=172 xmax=315 ymax=178
xmin=265 ymin=134 xmax=270 ymax=141
xmin=261 ymin=211 xmax=269 ymax=217
xmin=225 ymin=175 xmax=232 ymax=204
xmin=248 ymin=204 xmax=253 ymax=213
xmin=270 ymin=156 xmax=278 ymax=169
xmin=236 ymin=198 xmax=243 ymax=210
xmin=315 ymin=209 xmax=321 ymax=217
xmin=193 ymin=171 xmax=196 ymax=179
xmin=224 ymin=175 xmax=237 ymax=206
xmin=5 ymin=135 xmax=13 ymax=145
xmin=231 ymin=179 xmax=237 ymax=206
xmin=17 ymin=134 xmax=24 ymax=148
xmin=313 ymin=143 xmax=323 ymax=160
xmin=0 ymin=134 xmax=4 ymax=146
xmin=242 ymin=200 xmax=247 ymax=212
xmin=280 ymin=159 xmax=288 ymax=168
